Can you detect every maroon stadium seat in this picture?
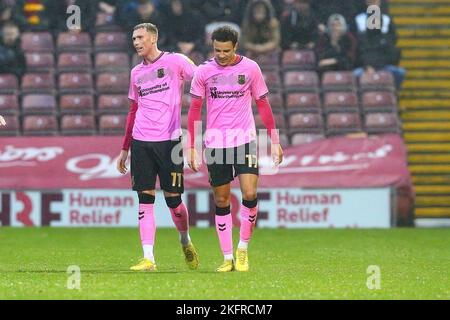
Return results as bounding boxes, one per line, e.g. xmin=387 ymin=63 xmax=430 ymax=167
xmin=0 ymin=74 xmax=19 ymax=94
xmin=285 ymin=93 xmax=321 ymax=113
xmin=97 ymin=95 xmax=129 ymax=114
xmin=322 ymin=71 xmax=356 ymax=92
xmin=95 ymin=52 xmax=130 ymax=72
xmin=247 ymin=51 xmax=280 ymax=71
xmin=99 ymin=114 xmax=126 ymax=135
xmin=0 ymin=115 xmax=19 ymax=136
xmin=290 ymin=133 xmax=325 ymax=145
xmin=365 ymin=113 xmax=401 ymax=134
xmin=132 ymin=53 xmax=142 ymax=67
xmin=0 ymin=95 xmax=19 ymax=115
xmin=61 ymin=114 xmax=96 ymax=135
xmin=359 ymin=71 xmax=395 ymax=92
xmin=60 ymin=94 xmax=95 ymax=114
xmin=22 ymin=115 xmax=58 ymax=136
xmin=95 ymin=12 xmax=122 ymax=32
xmin=22 ymin=94 xmax=57 ymax=114
xmin=21 ymin=73 xmax=55 ymax=94
xmin=323 ymin=92 xmax=359 ymax=113
xmin=96 ymin=72 xmax=129 ymax=94
xmin=21 ymin=32 xmax=54 ymax=52
xmin=266 ymin=92 xmax=284 ymax=111
xmin=362 ymin=91 xmax=398 ymax=113
xmin=288 ymin=113 xmax=324 ymax=134
xmin=283 ymin=71 xmax=319 ymax=92
xmin=57 ymin=53 xmax=92 ymax=72
xmin=58 ymin=73 xmax=93 ymax=94
xmin=57 ymin=32 xmax=92 ymax=52
xmin=282 ymin=50 xmax=316 ymax=71
xmin=262 ymin=70 xmax=282 ymax=91
xmin=326 ymin=113 xmax=362 ymax=136
xmin=94 ymin=32 xmax=128 ymax=52
xmin=254 ymin=112 xmax=286 ymax=130
xmin=25 ymin=53 xmax=55 ymax=72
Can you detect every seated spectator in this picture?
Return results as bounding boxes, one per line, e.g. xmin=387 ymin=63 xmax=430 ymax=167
xmin=280 ymin=0 xmax=318 ymax=50
xmin=241 ymin=0 xmax=280 ymax=58
xmin=48 ymin=0 xmax=97 ymax=33
xmin=165 ymin=0 xmax=206 ymax=57
xmin=190 ymin=0 xmax=246 ymax=25
xmin=354 ymin=26 xmax=405 ymax=89
xmin=1 ymin=1 xmax=15 ymax=28
xmin=0 ymin=22 xmax=25 ymax=77
xmin=316 ymin=14 xmax=356 ymax=73
xmin=12 ymin=0 xmax=52 ymax=31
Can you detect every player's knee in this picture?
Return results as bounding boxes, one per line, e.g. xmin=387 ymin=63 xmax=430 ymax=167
xmin=242 ymin=191 xmax=257 ymax=202
xmin=214 ymin=196 xmax=230 ymax=208
xmin=165 ymin=196 xmax=182 ymax=209
xmin=138 ymin=192 xmax=155 ymax=204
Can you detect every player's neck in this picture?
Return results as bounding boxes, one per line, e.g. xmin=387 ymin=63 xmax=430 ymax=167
xmin=218 ymin=54 xmax=241 ymax=67
xmin=144 ymin=48 xmax=163 ymax=64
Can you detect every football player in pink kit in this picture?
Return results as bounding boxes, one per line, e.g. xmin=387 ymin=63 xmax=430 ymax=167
xmin=187 ymin=26 xmax=283 ymax=272
xmin=116 ymin=23 xmax=199 ymax=272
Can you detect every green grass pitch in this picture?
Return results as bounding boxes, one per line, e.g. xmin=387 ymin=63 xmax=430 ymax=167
xmin=0 ymin=227 xmax=449 ymax=299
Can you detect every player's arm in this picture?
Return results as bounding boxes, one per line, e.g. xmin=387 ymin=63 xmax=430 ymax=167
xmin=187 ymin=95 xmax=203 ymax=172
xmin=117 ymin=99 xmax=138 ymax=174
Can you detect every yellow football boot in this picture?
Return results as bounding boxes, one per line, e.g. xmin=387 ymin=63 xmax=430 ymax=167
xmin=235 ymin=249 xmax=249 ymax=272
xmin=216 ymin=259 xmax=234 ymax=272
xmin=182 ymin=242 xmax=199 ymax=270
xmin=130 ymin=258 xmax=157 ymax=271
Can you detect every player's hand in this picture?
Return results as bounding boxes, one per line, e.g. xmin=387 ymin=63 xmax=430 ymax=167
xmin=116 ymin=150 xmax=129 ymax=174
xmin=0 ymin=116 xmax=6 ymax=126
xmin=271 ymin=144 xmax=283 ymax=166
xmin=187 ymin=148 xmax=200 ymax=172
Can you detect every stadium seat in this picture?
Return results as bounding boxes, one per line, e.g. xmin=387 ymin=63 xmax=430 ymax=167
xmin=22 ymin=115 xmax=58 ymax=136
xmin=21 ymin=32 xmax=54 ymax=52
xmin=25 ymin=53 xmax=55 ymax=72
xmin=95 ymin=52 xmax=130 ymax=72
xmin=326 ymin=113 xmax=362 ymax=136
xmin=21 ymin=73 xmax=55 ymax=94
xmin=283 ymin=71 xmax=319 ymax=93
xmin=322 ymin=71 xmax=356 ymax=92
xmin=290 ymin=133 xmax=325 ymax=145
xmin=61 ymin=114 xmax=96 ymax=135
xmin=96 ymin=72 xmax=129 ymax=94
xmin=285 ymin=93 xmax=321 ymax=113
xmin=262 ymin=70 xmax=282 ymax=91
xmin=60 ymin=94 xmax=95 ymax=114
xmin=0 ymin=95 xmax=19 ymax=115
xmin=181 ymin=93 xmax=191 ymax=112
xmin=323 ymin=92 xmax=359 ymax=113
xmin=94 ymin=32 xmax=128 ymax=52
xmin=58 ymin=73 xmax=93 ymax=94
xmin=364 ymin=113 xmax=401 ymax=134
xmin=95 ymin=12 xmax=122 ymax=32
xmin=0 ymin=115 xmax=19 ymax=136
xmin=57 ymin=53 xmax=92 ymax=73
xmin=362 ymin=91 xmax=398 ymax=113
xmin=282 ymin=50 xmax=316 ymax=71
xmin=132 ymin=53 xmax=142 ymax=67
xmin=22 ymin=94 xmax=57 ymax=115
xmin=359 ymin=71 xmax=395 ymax=92
xmin=0 ymin=74 xmax=19 ymax=94
xmin=97 ymin=95 xmax=129 ymax=114
xmin=99 ymin=114 xmax=126 ymax=135
xmin=267 ymin=92 xmax=284 ymax=111
xmin=248 ymin=51 xmax=280 ymax=71
xmin=288 ymin=113 xmax=324 ymax=134
xmin=255 ymin=112 xmax=286 ymax=130
xmin=57 ymin=32 xmax=92 ymax=53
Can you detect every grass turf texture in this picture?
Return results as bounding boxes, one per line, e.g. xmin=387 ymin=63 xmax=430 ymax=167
xmin=0 ymin=228 xmax=449 ymax=299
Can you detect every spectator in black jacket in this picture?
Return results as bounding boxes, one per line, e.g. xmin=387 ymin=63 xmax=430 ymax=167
xmin=190 ymin=0 xmax=246 ymax=25
xmin=311 ymin=0 xmax=359 ymax=34
xmin=0 ymin=22 xmax=25 ymax=77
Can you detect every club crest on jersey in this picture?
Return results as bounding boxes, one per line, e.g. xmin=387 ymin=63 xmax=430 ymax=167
xmin=238 ymin=75 xmax=245 ymax=85
xmin=157 ymin=68 xmax=165 ymax=78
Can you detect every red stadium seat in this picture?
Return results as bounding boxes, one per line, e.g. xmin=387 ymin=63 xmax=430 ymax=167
xmin=95 ymin=52 xmax=130 ymax=72
xmin=285 ymin=93 xmax=321 ymax=113
xmin=21 ymin=32 xmax=54 ymax=52
xmin=94 ymin=32 xmax=128 ymax=52
xmin=0 ymin=74 xmax=19 ymax=94
xmin=288 ymin=113 xmax=324 ymax=134
xmin=99 ymin=114 xmax=126 ymax=135
xmin=0 ymin=95 xmax=19 ymax=115
xmin=290 ymin=133 xmax=325 ymax=145
xmin=322 ymin=71 xmax=356 ymax=92
xmin=57 ymin=53 xmax=92 ymax=72
xmin=97 ymin=95 xmax=129 ymax=114
xmin=282 ymin=50 xmax=316 ymax=71
xmin=364 ymin=113 xmax=401 ymax=134
xmin=262 ymin=70 xmax=282 ymax=91
xmin=61 ymin=114 xmax=96 ymax=135
xmin=326 ymin=113 xmax=362 ymax=136
xmin=267 ymin=92 xmax=284 ymax=111
xmin=22 ymin=115 xmax=58 ymax=136
xmin=60 ymin=94 xmax=95 ymax=114
xmin=0 ymin=115 xmax=19 ymax=136
xmin=57 ymin=32 xmax=92 ymax=52
xmin=362 ymin=91 xmax=398 ymax=113
xmin=21 ymin=73 xmax=55 ymax=94
xmin=283 ymin=71 xmax=319 ymax=93
xmin=58 ymin=73 xmax=93 ymax=94
xmin=359 ymin=71 xmax=395 ymax=92
xmin=254 ymin=112 xmax=286 ymax=130
xmin=247 ymin=51 xmax=280 ymax=71
xmin=25 ymin=53 xmax=55 ymax=72
xmin=323 ymin=92 xmax=359 ymax=113
xmin=96 ymin=72 xmax=129 ymax=94
xmin=22 ymin=94 xmax=57 ymax=115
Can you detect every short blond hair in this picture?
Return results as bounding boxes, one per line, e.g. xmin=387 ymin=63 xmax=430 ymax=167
xmin=133 ymin=23 xmax=158 ymax=36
